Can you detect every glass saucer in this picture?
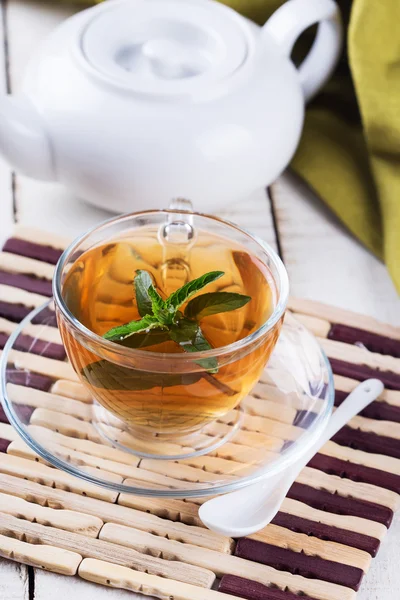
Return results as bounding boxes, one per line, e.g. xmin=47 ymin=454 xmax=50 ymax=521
xmin=0 ymin=302 xmax=334 ymax=498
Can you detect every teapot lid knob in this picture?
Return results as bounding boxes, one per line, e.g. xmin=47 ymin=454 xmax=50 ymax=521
xmin=77 ymin=0 xmax=253 ymax=99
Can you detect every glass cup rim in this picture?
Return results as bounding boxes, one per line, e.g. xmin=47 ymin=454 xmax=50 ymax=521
xmin=53 ymin=208 xmax=289 ymax=362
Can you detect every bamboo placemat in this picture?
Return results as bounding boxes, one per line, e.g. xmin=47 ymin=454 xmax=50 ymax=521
xmin=0 ymin=226 xmax=399 ymax=600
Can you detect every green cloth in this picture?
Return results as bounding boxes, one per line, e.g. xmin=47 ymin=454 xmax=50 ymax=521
xmin=220 ymin=0 xmax=400 ymax=292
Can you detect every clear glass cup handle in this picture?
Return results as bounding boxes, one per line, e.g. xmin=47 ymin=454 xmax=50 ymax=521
xmin=263 ymin=0 xmax=343 ymax=102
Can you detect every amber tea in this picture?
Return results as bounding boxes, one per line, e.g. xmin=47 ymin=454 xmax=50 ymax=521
xmin=59 ymin=226 xmax=283 ymax=435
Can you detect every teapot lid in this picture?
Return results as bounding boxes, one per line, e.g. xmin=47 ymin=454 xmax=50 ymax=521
xmin=77 ymin=0 xmax=253 ymax=100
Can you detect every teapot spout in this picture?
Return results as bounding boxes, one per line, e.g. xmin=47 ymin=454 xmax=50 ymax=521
xmin=0 ymin=95 xmax=54 ymax=180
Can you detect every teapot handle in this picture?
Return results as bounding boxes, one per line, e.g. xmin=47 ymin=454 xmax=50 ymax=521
xmin=263 ymin=0 xmax=342 ymax=102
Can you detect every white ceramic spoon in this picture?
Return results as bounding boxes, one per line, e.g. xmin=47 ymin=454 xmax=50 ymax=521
xmin=199 ymin=378 xmax=383 ymax=537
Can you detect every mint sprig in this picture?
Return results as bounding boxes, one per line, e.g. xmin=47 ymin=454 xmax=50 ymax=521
xmin=81 ymin=270 xmax=251 ymax=394
xmin=103 ymin=270 xmax=250 ymax=355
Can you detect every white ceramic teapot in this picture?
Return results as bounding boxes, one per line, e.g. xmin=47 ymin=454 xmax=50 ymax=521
xmin=0 ymin=0 xmax=342 ymax=213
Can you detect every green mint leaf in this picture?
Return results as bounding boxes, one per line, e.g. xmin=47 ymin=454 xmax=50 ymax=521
xmin=169 ymin=318 xmax=218 ymax=372
xmin=134 ymin=270 xmax=154 ymax=317
xmin=184 ymin=291 xmax=251 ymax=320
xmin=103 ymin=314 xmax=161 ymax=342
xmin=147 ymin=285 xmax=166 ymax=318
xmin=115 ymin=329 xmax=171 ymax=349
xmin=81 ymin=360 xmax=203 ymax=391
xmin=165 ymin=271 xmax=224 ymax=312
xmin=134 ymin=270 xmax=165 ymax=319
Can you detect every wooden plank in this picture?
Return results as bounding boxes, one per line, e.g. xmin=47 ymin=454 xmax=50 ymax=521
xmin=217 ymin=188 xmax=277 ymax=249
xmin=0 ymin=0 xmax=31 ymax=588
xmin=34 ymin=570 xmax=136 ymax=600
xmin=0 ymin=559 xmax=29 ymax=600
xmin=12 ymin=185 xmax=275 ymax=276
xmin=0 ymin=172 xmax=14 ymax=248
xmin=271 ymin=173 xmax=400 ymax=327
xmin=357 ymin=511 xmax=400 ymax=599
xmin=0 ymin=0 xmax=14 ymax=251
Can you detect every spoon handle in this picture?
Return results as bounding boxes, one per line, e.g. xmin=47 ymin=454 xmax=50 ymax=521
xmin=289 ymin=378 xmax=383 ymax=477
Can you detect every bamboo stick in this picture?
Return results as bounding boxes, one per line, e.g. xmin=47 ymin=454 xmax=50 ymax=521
xmin=118 ymin=493 xmax=203 ymax=527
xmin=319 ymin=338 xmax=400 ymax=375
xmin=9 ymin=350 xmax=78 ymax=382
xmin=288 ymin=297 xmax=400 ymax=341
xmin=297 ymin=467 xmax=400 ymax=511
xmin=0 ymin=317 xmax=62 ymax=344
xmin=0 ymin=251 xmax=55 ymax=280
xmin=320 ymin=441 xmax=400 ymax=476
xmin=249 ymin=523 xmax=371 ymax=571
xmin=13 ymin=225 xmax=71 ymax=250
xmin=30 ymin=408 xmax=99 ymax=440
xmin=0 ymin=284 xmax=48 ymax=308
xmin=291 ymin=313 xmax=331 ymax=338
xmin=7 ymin=384 xmax=91 ymax=421
xmin=0 ymin=533 xmax=82 ymax=575
xmin=279 ymin=498 xmax=386 ymax=540
xmin=348 ymin=415 xmax=400 ymax=440
xmin=51 ymin=380 xmax=92 ymax=403
xmin=334 ymin=375 xmax=400 ymax=407
xmin=0 ymin=491 xmax=102 ymax=537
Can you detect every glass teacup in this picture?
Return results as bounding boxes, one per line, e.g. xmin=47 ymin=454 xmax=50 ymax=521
xmin=53 ymin=202 xmax=288 ymax=448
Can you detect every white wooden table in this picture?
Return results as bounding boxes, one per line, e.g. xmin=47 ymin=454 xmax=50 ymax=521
xmin=0 ymin=2 xmax=399 ymax=598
